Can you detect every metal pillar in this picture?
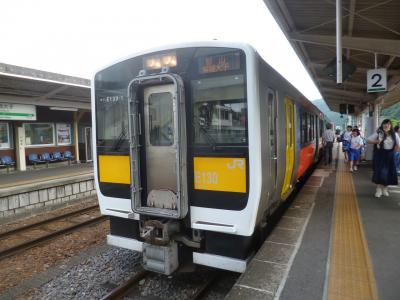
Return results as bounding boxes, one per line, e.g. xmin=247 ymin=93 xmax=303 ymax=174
xmin=336 ymin=0 xmax=342 ymax=84
xmin=374 ymin=103 xmax=380 ymax=129
xmin=73 ymin=112 xmax=80 ymax=163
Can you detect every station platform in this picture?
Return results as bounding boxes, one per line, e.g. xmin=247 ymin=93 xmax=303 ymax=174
xmin=0 ymin=163 xmax=93 ymax=189
xmin=0 ymin=163 xmax=95 ymax=221
xmin=227 ymin=145 xmax=400 ymax=300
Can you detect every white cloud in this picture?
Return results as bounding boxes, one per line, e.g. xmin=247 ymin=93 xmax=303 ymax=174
xmin=0 ymin=0 xmax=321 ymax=99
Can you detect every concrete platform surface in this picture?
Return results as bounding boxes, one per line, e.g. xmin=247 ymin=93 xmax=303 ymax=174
xmin=0 ymin=163 xmax=93 ymax=189
xmin=227 ymin=146 xmax=400 ymax=299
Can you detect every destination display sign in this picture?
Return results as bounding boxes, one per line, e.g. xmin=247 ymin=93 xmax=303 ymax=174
xmin=198 ymin=52 xmax=241 ymax=74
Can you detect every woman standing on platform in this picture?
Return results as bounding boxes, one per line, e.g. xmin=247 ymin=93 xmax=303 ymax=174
xmin=394 ymin=125 xmax=400 ymax=175
xmin=367 ymin=119 xmax=400 ymax=198
xmin=349 ymin=128 xmax=363 ymax=172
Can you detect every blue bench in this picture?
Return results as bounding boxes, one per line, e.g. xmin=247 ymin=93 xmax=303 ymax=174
xmin=52 ymin=151 xmax=67 ymax=161
xmin=63 ymin=151 xmax=75 ymax=165
xmin=42 ymin=152 xmax=57 ymax=163
xmin=0 ymin=156 xmax=15 ymax=173
xmin=28 ymin=153 xmax=46 ymax=168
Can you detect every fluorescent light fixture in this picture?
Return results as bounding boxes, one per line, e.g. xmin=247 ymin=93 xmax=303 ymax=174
xmin=49 ymin=107 xmax=78 ymax=111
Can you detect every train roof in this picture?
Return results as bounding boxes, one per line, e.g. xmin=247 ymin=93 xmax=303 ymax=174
xmin=93 ymin=40 xmax=325 ymax=119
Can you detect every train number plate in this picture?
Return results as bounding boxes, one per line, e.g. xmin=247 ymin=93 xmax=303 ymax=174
xmin=194 ymin=157 xmax=246 ymax=193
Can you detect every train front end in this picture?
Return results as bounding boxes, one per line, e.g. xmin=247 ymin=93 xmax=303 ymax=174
xmin=92 ymin=43 xmax=260 ymax=274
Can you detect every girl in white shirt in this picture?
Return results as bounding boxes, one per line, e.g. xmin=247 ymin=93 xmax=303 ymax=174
xmin=349 ymin=129 xmax=363 ymax=172
xmin=367 ymin=119 xmax=400 ymax=197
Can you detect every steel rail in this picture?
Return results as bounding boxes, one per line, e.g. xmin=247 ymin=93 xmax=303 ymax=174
xmin=0 ymin=204 xmax=99 ymax=239
xmin=101 ymin=270 xmax=149 ymax=300
xmin=0 ymin=215 xmax=107 ymax=260
xmin=192 ymin=272 xmax=219 ymax=300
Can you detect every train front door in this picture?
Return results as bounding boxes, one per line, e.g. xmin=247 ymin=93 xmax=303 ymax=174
xmin=128 ymin=74 xmax=187 ymax=219
xmin=143 ymin=85 xmax=177 ymax=195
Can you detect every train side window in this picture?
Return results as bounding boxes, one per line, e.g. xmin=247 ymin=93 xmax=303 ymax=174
xmin=319 ymin=119 xmax=323 ymax=137
xmin=301 ymin=110 xmax=307 ymax=144
xmin=310 ymin=115 xmax=314 ymax=141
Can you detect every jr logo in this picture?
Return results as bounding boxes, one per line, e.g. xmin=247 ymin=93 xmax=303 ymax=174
xmin=227 ymin=159 xmax=245 ymax=170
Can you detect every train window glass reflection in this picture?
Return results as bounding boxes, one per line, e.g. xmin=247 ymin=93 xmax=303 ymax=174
xmin=96 ymin=91 xmax=128 ymax=148
xmin=192 ymin=75 xmax=247 ymax=145
xmin=148 ymin=92 xmax=174 ymax=146
xmin=301 ymin=111 xmax=307 ymax=144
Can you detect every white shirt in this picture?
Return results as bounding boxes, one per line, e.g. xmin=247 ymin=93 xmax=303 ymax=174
xmin=350 ymin=135 xmax=363 ymax=149
xmin=368 ymin=132 xmax=400 ymax=150
xmin=343 ymin=131 xmax=352 ymax=142
xmin=322 ymin=129 xmax=335 ymax=142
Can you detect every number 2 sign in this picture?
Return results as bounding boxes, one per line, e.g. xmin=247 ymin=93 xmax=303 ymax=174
xmin=367 ymin=68 xmax=387 ymax=93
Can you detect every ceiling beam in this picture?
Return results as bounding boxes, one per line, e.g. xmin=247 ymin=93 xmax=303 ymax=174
xmin=295 ymin=0 xmax=394 ymax=34
xmin=290 ymin=33 xmax=400 ymax=57
xmin=317 ymin=78 xmax=366 ymax=89
xmin=323 ymin=92 xmax=364 ymax=102
xmin=322 ymin=87 xmax=368 ymax=99
xmin=384 ymin=56 xmax=396 ymax=68
xmin=0 ymin=94 xmax=90 ymax=110
xmin=309 ymin=62 xmax=400 ymax=76
xmin=34 ymin=85 xmax=70 ymax=102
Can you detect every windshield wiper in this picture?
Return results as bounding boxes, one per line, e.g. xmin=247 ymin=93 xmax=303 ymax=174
xmin=192 ymin=116 xmax=217 ymax=151
xmin=112 ymin=127 xmax=127 ymax=151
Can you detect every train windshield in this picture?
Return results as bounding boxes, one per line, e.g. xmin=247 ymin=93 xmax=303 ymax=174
xmin=96 ymin=90 xmax=128 ymax=150
xmin=192 ymin=74 xmax=247 ymax=145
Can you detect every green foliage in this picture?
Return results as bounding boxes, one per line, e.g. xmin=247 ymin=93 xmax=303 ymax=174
xmin=381 ymin=102 xmax=400 ymax=125
xmin=312 ymin=99 xmax=347 ymax=128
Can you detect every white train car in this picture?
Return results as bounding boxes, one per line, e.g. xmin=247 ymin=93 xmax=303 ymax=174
xmin=92 ymin=41 xmax=325 ymax=275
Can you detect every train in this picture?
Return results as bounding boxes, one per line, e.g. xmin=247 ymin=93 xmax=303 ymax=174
xmin=91 ymin=41 xmax=326 ymax=275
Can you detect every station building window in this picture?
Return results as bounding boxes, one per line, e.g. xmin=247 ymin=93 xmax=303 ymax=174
xmin=24 ymin=123 xmax=55 ymax=147
xmin=0 ymin=122 xmax=11 ymax=149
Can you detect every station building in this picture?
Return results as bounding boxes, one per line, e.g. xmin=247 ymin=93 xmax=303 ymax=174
xmin=0 ymin=63 xmax=91 ymax=171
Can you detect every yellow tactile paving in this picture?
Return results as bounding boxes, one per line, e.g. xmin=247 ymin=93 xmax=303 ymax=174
xmin=327 ymin=151 xmax=378 ymax=300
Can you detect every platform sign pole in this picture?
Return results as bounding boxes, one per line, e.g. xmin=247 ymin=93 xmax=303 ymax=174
xmin=336 ymin=0 xmax=342 ymax=84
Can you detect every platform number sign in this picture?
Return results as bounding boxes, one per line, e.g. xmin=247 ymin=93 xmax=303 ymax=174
xmin=367 ymin=68 xmax=387 ymax=93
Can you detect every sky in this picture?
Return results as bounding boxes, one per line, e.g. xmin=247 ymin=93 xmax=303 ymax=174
xmin=0 ymin=0 xmax=322 ymax=100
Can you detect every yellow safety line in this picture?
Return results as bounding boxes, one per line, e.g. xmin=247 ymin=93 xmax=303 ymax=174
xmin=0 ymin=171 xmax=92 ymax=189
xmin=328 ymin=151 xmax=379 ymax=300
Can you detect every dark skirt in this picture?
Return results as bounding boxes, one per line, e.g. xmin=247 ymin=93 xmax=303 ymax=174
xmin=372 ymin=148 xmax=398 ymax=186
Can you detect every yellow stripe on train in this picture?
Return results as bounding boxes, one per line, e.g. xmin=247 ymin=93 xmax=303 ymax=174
xmin=194 ymin=157 xmax=247 ymax=193
xmin=99 ymin=155 xmax=131 ymax=184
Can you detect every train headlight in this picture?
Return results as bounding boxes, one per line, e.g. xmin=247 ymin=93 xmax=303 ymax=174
xmin=144 ymin=53 xmax=177 ymax=70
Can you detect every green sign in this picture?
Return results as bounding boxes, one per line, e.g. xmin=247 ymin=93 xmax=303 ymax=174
xmin=0 ymin=103 xmax=36 ymax=120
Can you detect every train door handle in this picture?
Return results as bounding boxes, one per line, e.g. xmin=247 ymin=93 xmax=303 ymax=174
xmin=272 ymin=156 xmax=278 ymax=160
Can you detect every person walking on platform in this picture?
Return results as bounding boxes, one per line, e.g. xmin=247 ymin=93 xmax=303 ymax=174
xmin=394 ymin=125 xmax=400 ymax=175
xmin=342 ymin=125 xmax=352 ymax=161
xmin=322 ymin=123 xmax=335 ymax=165
xmin=367 ymin=119 xmax=400 ymax=198
xmin=349 ymin=128 xmax=363 ymax=172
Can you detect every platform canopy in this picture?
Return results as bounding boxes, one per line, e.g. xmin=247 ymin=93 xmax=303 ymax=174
xmin=0 ymin=63 xmax=90 ymax=110
xmin=263 ymin=0 xmax=400 ymax=113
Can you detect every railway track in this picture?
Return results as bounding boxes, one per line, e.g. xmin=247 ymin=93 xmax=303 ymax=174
xmin=0 ymin=205 xmax=107 ymax=260
xmin=101 ymin=269 xmax=223 ymax=300
xmin=101 ymin=269 xmax=150 ymax=300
